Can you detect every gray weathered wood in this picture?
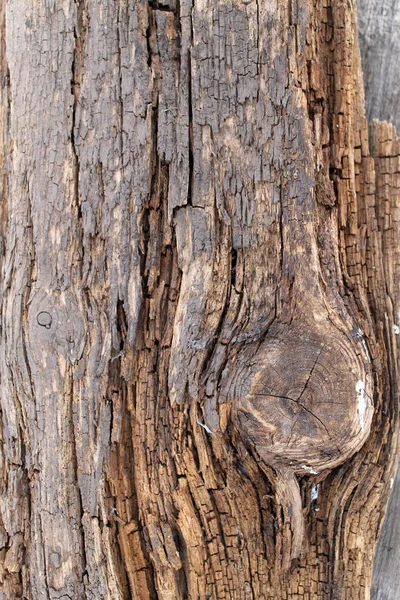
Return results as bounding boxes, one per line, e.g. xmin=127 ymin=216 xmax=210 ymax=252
xmin=358 ymin=2 xmax=400 ymax=598
xmin=358 ymin=0 xmax=400 ymax=129
xmin=372 ymin=464 xmax=400 ymax=600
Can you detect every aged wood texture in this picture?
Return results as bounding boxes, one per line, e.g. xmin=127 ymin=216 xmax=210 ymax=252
xmin=357 ymin=0 xmax=400 ymax=131
xmin=368 ymin=123 xmax=400 ymax=600
xmin=371 ymin=467 xmax=400 ymax=600
xmin=0 ymin=0 xmax=399 ymax=599
xmin=357 ymin=3 xmax=400 ymax=598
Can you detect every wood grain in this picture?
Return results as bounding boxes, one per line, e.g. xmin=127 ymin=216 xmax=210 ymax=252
xmin=358 ymin=0 xmax=400 ymax=130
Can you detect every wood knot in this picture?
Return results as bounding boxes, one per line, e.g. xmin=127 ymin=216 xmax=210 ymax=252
xmin=232 ymin=319 xmax=373 ymax=474
xmin=28 ymin=290 xmax=86 ymax=364
xmin=226 ymin=316 xmax=373 ymax=566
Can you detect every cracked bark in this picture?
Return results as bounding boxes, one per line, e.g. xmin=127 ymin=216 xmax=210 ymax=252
xmin=0 ymin=1 xmax=399 ymax=599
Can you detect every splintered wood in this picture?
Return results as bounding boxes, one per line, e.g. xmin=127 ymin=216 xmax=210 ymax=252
xmin=0 ymin=0 xmax=399 ymax=599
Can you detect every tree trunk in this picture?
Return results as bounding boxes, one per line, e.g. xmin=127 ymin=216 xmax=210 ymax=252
xmin=0 ymin=1 xmax=399 ymax=599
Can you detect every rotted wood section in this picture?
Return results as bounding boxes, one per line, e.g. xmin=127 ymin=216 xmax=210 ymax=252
xmin=0 ymin=1 xmax=399 ymax=599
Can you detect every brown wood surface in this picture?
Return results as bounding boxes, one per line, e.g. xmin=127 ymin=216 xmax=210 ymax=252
xmin=0 ymin=0 xmax=399 ymax=599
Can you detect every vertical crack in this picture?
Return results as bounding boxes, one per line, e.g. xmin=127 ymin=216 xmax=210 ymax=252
xmin=71 ymin=0 xmax=88 ymax=225
xmin=68 ymin=368 xmax=89 ymax=588
xmin=187 ymin=0 xmax=194 ymax=207
xmin=297 ymin=347 xmax=323 ymax=403
xmin=69 ymin=1 xmax=88 ymax=591
xmin=116 ymin=6 xmax=124 ymax=163
xmin=255 ymin=0 xmax=260 ymax=78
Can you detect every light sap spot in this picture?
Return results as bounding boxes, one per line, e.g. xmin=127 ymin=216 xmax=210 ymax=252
xmin=356 ymin=380 xmax=366 ymax=432
xmin=311 ymin=483 xmax=319 ymax=501
xmin=197 ymin=420 xmax=213 ymax=435
xmin=302 ymin=465 xmax=318 ymax=475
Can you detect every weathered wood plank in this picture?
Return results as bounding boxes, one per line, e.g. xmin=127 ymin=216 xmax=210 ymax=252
xmin=358 ymin=0 xmax=400 ymax=130
xmin=358 ymin=3 xmax=400 ymax=597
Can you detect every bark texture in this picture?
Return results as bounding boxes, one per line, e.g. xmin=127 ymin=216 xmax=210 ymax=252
xmin=0 ymin=1 xmax=399 ymax=599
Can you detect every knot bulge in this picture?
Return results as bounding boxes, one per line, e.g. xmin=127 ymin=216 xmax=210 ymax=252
xmin=232 ymin=319 xmax=373 ymax=475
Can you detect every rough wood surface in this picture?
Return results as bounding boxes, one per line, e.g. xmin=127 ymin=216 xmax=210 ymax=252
xmin=0 ymin=1 xmax=399 ymax=599
xmin=357 ymin=3 xmax=400 ymax=598
xmin=357 ymin=0 xmax=400 ymax=131
xmin=371 ymin=464 xmax=400 ymax=600
xmin=368 ymin=122 xmax=400 ymax=600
